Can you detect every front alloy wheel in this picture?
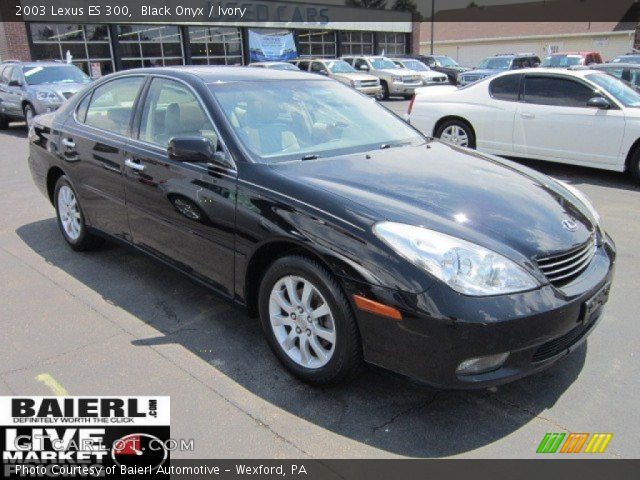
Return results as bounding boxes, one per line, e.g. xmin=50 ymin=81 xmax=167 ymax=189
xmin=269 ymin=275 xmax=336 ymax=369
xmin=258 ymin=255 xmax=363 ymax=384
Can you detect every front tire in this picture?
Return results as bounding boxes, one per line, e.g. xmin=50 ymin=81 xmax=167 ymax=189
xmin=0 ymin=114 xmax=9 ymax=130
xmin=435 ymin=119 xmax=476 ymax=148
xmin=629 ymin=147 xmax=640 ymax=182
xmin=380 ymin=81 xmax=390 ymax=100
xmin=54 ymin=176 xmax=102 ymax=251
xmin=258 ymin=255 xmax=363 ymax=385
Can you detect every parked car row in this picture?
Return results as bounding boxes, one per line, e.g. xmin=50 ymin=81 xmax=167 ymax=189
xmin=408 ymin=67 xmax=640 ymax=181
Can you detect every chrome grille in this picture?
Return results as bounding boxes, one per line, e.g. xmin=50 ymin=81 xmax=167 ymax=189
xmin=403 ymin=76 xmax=421 ymax=84
xmin=536 ymin=236 xmax=596 ymax=287
xmin=360 ymin=80 xmax=379 ymax=87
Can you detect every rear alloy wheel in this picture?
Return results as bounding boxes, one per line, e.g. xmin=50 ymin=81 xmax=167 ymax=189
xmin=258 ymin=255 xmax=363 ymax=384
xmin=23 ymin=104 xmax=35 ymax=130
xmin=435 ymin=120 xmax=476 ymax=148
xmin=54 ymin=176 xmax=102 ymax=251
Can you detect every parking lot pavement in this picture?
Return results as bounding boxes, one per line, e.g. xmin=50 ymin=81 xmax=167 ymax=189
xmin=1 ymin=118 xmax=639 ymax=459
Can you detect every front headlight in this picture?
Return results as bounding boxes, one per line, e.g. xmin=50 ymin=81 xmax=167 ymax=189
xmin=350 ymin=80 xmax=361 ymax=88
xmin=37 ymin=91 xmax=60 ymax=103
xmin=373 ymin=222 xmax=539 ymax=296
xmin=556 ymin=180 xmax=604 ymax=236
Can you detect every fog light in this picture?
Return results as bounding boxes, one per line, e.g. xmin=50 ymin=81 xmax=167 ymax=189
xmin=456 ymin=352 xmax=509 ymax=376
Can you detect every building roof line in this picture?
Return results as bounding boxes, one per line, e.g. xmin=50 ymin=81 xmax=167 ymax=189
xmin=421 ymin=30 xmax=635 ymax=46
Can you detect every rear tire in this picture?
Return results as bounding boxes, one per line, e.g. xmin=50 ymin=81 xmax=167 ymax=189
xmin=258 ymin=255 xmax=363 ymax=385
xmin=54 ymin=176 xmax=103 ymax=251
xmin=435 ymin=119 xmax=476 ymax=149
xmin=0 ymin=114 xmax=9 ymax=130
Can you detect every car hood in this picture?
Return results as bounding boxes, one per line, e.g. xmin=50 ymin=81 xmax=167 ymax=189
xmin=32 ymin=83 xmax=86 ymax=98
xmin=377 ymin=68 xmax=417 ymax=76
xmin=334 ymin=72 xmax=377 ymax=82
xmin=272 ymin=142 xmax=594 ymax=261
xmin=463 ymin=69 xmax=502 ymax=76
xmin=418 ymin=71 xmax=448 ymax=79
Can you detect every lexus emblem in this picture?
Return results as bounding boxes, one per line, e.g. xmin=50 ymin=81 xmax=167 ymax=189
xmin=562 ymin=218 xmax=578 ymax=232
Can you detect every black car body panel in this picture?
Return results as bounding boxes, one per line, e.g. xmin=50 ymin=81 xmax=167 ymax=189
xmin=28 ymin=66 xmax=616 ymax=389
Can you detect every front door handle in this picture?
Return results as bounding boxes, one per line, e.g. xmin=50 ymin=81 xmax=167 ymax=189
xmin=125 ymin=158 xmax=145 ymax=171
xmin=520 ymin=112 xmax=535 ymax=119
xmin=61 ymin=138 xmax=75 ymax=149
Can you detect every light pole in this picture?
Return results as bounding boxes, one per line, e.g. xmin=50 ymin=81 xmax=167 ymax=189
xmin=430 ymin=0 xmax=435 ymax=54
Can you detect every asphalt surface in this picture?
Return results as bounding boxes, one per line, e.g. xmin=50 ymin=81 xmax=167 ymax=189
xmin=1 ymin=101 xmax=639 ymax=458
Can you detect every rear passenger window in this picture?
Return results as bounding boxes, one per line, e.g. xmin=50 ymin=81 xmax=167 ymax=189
xmin=138 ymin=78 xmax=216 ymax=148
xmin=85 ymin=77 xmax=144 ymax=135
xmin=489 ymin=74 xmax=521 ymax=101
xmin=523 ymin=76 xmax=594 ymax=107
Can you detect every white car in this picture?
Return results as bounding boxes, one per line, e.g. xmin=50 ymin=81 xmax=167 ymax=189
xmin=409 ymin=68 xmax=640 ymax=180
xmin=390 ymin=58 xmax=449 ymax=86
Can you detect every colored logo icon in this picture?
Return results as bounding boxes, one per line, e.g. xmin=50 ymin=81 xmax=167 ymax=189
xmin=536 ymin=433 xmax=613 ymax=454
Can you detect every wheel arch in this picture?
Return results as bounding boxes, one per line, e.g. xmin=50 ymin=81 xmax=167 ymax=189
xmin=243 ymin=238 xmax=343 ymax=318
xmin=46 ymin=166 xmax=66 ymax=205
xmin=433 ymin=115 xmax=476 ymax=139
xmin=624 ymin=137 xmax=640 ymax=172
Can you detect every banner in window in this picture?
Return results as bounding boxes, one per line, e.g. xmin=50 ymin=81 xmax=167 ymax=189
xmin=248 ymin=29 xmax=297 ymax=62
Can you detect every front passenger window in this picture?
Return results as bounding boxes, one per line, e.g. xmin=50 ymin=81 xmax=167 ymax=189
xmin=85 ymin=77 xmax=144 ymax=135
xmin=138 ymin=78 xmax=217 ymax=148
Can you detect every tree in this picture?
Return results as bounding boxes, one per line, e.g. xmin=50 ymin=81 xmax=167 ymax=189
xmin=346 ymin=0 xmax=388 ymax=9
xmin=391 ymin=0 xmax=422 ymax=20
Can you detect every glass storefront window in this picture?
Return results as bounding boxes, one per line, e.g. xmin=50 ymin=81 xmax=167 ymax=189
xmin=189 ymin=26 xmax=243 ymax=65
xmin=117 ymin=25 xmax=184 ymax=68
xmin=296 ymin=30 xmax=336 ymax=58
xmin=340 ymin=31 xmax=374 ymax=56
xmin=378 ymin=33 xmax=406 ymax=55
xmin=28 ymin=23 xmax=115 ymax=78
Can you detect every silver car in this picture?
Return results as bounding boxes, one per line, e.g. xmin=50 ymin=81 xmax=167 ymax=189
xmin=296 ymin=59 xmax=382 ymax=97
xmin=341 ymin=56 xmax=422 ymax=99
xmin=0 ymin=61 xmax=91 ymax=129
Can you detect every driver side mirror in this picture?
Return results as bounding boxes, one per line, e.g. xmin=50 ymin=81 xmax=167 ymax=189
xmin=168 ymin=136 xmax=229 ymax=167
xmin=587 ymin=96 xmax=611 ymax=109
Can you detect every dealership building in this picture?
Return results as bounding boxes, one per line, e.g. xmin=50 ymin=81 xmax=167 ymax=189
xmin=0 ymin=1 xmax=416 ymax=78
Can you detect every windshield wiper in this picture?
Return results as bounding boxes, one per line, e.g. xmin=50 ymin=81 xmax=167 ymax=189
xmin=301 ymin=154 xmax=320 ymax=161
xmin=380 ymin=141 xmax=411 ymax=150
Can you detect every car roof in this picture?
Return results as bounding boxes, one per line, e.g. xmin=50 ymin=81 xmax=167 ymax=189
xmin=1 ymin=61 xmax=69 ymax=68
xmin=595 ymin=62 xmax=640 ymax=68
xmin=547 ymin=51 xmax=597 ymax=56
xmin=494 ymin=67 xmax=605 ymax=78
xmin=109 ymin=65 xmax=325 ymax=83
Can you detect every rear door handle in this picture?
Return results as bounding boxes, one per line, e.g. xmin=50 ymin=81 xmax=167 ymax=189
xmin=125 ymin=158 xmax=145 ymax=171
xmin=520 ymin=112 xmax=535 ymax=119
xmin=61 ymin=138 xmax=75 ymax=148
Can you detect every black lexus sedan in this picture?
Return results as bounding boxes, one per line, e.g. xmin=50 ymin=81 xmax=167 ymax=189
xmin=28 ymin=67 xmax=616 ymax=389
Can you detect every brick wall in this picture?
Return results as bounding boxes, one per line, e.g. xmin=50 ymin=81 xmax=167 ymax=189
xmin=410 ymin=21 xmax=421 ymax=54
xmin=0 ymin=3 xmax=32 ymax=62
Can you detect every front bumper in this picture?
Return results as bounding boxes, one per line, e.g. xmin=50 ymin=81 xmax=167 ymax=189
xmin=343 ymin=236 xmax=616 ymax=389
xmin=356 ymin=85 xmax=383 ymax=96
xmin=388 ymin=82 xmax=422 ymax=95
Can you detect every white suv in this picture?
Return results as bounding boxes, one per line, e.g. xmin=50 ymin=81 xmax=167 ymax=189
xmin=341 ymin=56 xmax=422 ymax=99
xmin=408 ymin=68 xmax=640 ymax=180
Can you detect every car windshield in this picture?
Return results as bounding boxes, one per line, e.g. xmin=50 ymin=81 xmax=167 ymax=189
xmin=401 ymin=60 xmax=428 ymax=71
xmin=370 ymin=58 xmax=398 ymax=69
xmin=23 ymin=65 xmax=90 ymax=85
xmin=434 ymin=56 xmax=458 ymax=67
xmin=541 ymin=55 xmax=582 ymax=67
xmin=268 ymin=63 xmax=299 ymax=71
xmin=477 ymin=57 xmax=512 ymax=70
xmin=586 ymin=73 xmax=640 ymax=107
xmin=613 ymin=56 xmax=640 ymax=64
xmin=210 ymin=80 xmax=425 ymax=163
xmin=326 ymin=60 xmax=355 ymax=73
